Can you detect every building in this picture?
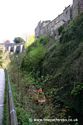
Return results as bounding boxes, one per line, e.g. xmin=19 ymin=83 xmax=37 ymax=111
xmin=73 ymin=0 xmax=83 ymax=18
xmin=35 ymin=5 xmax=72 ymax=39
xmin=35 ymin=20 xmax=51 ymax=38
xmin=5 ymin=42 xmax=24 ymax=53
xmin=35 ymin=0 xmax=83 ymax=39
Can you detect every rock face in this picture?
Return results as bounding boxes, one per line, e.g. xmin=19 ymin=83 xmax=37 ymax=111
xmin=35 ymin=0 xmax=83 ymax=39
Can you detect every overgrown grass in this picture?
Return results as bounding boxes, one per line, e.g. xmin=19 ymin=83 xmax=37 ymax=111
xmin=11 ymin=83 xmax=30 ymax=125
xmin=8 ymin=53 xmax=54 ymax=125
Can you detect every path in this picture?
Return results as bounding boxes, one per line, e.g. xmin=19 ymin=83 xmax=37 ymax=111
xmin=0 ymin=68 xmax=5 ymax=125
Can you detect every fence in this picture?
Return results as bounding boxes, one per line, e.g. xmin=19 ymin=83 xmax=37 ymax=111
xmin=5 ymin=70 xmax=18 ymax=125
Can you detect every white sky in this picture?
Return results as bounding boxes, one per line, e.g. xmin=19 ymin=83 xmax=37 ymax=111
xmin=0 ymin=0 xmax=73 ymax=43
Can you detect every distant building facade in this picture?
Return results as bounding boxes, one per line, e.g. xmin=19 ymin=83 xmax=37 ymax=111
xmin=4 ymin=42 xmax=24 ymax=53
xmin=35 ymin=0 xmax=83 ymax=39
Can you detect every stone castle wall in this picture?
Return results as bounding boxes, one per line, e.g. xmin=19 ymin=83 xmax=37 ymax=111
xmin=79 ymin=0 xmax=83 ymax=13
xmin=35 ymin=20 xmax=51 ymax=38
xmin=73 ymin=0 xmax=83 ymax=18
xmin=35 ymin=0 xmax=83 ymax=39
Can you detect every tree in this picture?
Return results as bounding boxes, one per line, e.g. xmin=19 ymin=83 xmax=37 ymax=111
xmin=25 ymin=35 xmax=35 ymax=48
xmin=13 ymin=37 xmax=25 ymax=44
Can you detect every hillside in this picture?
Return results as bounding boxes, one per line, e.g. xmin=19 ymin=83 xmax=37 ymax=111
xmin=21 ymin=14 xmax=83 ymax=125
xmin=7 ymin=14 xmax=83 ymax=125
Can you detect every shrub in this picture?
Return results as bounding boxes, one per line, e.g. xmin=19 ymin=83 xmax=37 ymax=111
xmin=21 ymin=44 xmax=46 ymax=75
xmin=60 ymin=14 xmax=83 ymax=43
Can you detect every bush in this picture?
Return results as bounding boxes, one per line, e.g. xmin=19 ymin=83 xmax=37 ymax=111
xmin=21 ymin=43 xmax=46 ymax=76
xmin=60 ymin=14 xmax=83 ymax=43
xmin=58 ymin=26 xmax=64 ymax=35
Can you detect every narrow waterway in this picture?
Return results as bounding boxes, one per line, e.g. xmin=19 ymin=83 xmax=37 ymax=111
xmin=0 ymin=68 xmax=5 ymax=125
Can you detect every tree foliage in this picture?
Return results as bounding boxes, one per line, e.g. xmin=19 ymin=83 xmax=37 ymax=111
xmin=13 ymin=37 xmax=25 ymax=44
xmin=21 ymin=39 xmax=46 ymax=78
xmin=25 ymin=35 xmax=35 ymax=48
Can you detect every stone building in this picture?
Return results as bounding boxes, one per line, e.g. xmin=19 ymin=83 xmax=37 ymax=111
xmin=35 ymin=0 xmax=83 ymax=39
xmin=35 ymin=20 xmax=51 ymax=38
xmin=73 ymin=0 xmax=83 ymax=18
xmin=47 ymin=5 xmax=72 ymax=38
xmin=35 ymin=5 xmax=72 ymax=39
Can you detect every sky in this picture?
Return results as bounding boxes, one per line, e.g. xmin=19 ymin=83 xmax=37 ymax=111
xmin=0 ymin=0 xmax=73 ymax=43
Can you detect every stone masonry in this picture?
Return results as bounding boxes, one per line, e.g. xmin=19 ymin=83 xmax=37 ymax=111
xmin=73 ymin=0 xmax=83 ymax=18
xmin=35 ymin=20 xmax=51 ymax=38
xmin=35 ymin=0 xmax=83 ymax=39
